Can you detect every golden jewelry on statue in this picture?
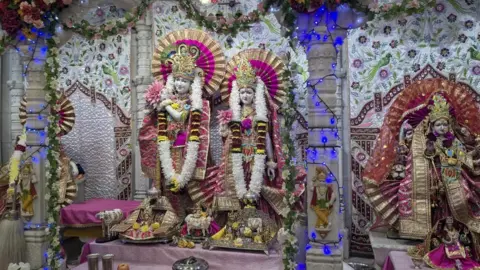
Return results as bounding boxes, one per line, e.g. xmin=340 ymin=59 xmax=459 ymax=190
xmin=234 ymin=57 xmax=257 ymax=89
xmin=167 ymin=44 xmax=200 ymax=80
xmin=428 ymin=94 xmax=451 ymax=122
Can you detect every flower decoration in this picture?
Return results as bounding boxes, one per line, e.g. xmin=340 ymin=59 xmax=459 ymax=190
xmin=434 ymin=3 xmax=445 ymax=13
xmin=440 ymin=48 xmax=450 ymax=57
xmin=372 ymin=41 xmax=380 ymax=49
xmin=412 ymin=63 xmax=420 ymax=72
xmin=144 ymin=80 xmax=165 ymax=108
xmin=379 ymin=69 xmax=389 ymax=79
xmin=408 ymin=49 xmax=417 ymax=58
xmin=358 ymin=35 xmax=367 ymax=44
xmin=458 ymin=34 xmax=467 ymax=43
xmin=389 ymin=40 xmax=398 ymax=48
xmin=368 ymin=0 xmax=435 ymax=20
xmin=447 ymin=13 xmax=457 ymax=23
xmin=240 ymin=118 xmax=253 ymax=131
xmin=436 ymin=62 xmax=446 ymax=71
xmin=383 ymin=26 xmax=392 ymax=35
xmin=217 ymin=109 xmax=233 ymax=125
xmin=120 ymin=66 xmax=129 ymax=75
xmin=464 ymin=20 xmax=474 ymax=29
xmin=353 ymin=59 xmax=363 ymax=68
xmin=473 ymin=66 xmax=480 ymax=76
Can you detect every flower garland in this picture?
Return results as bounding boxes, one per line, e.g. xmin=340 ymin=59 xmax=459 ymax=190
xmin=229 ymin=79 xmax=268 ymax=199
xmin=44 ymin=36 xmax=62 ymax=269
xmin=178 ymin=0 xmax=297 ymax=38
xmin=279 ymin=64 xmax=300 ymax=270
xmin=368 ymin=0 xmax=436 ymax=20
xmin=157 ymin=74 xmax=203 ymax=191
xmin=62 ymin=0 xmax=153 ymax=40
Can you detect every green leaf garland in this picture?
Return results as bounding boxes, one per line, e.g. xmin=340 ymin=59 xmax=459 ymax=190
xmin=63 ymin=0 xmax=153 ymax=40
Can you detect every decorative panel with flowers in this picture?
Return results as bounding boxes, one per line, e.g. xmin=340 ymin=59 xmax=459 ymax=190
xmin=58 ymin=33 xmax=131 ymax=112
xmin=347 ymin=0 xmax=479 ymax=257
xmin=58 ymin=5 xmax=132 ymax=200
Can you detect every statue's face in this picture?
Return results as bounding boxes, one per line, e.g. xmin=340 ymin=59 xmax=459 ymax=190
xmin=174 ymin=77 xmax=192 ymax=95
xmin=404 ymin=128 xmax=413 ymax=142
xmin=239 ymin=87 xmax=255 ymax=106
xmin=433 ymin=119 xmax=449 ymax=136
xmin=461 ymin=127 xmax=470 ymax=137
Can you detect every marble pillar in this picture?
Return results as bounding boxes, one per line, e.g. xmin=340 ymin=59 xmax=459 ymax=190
xmin=1 ymin=49 xmax=24 ymax=163
xmin=301 ymin=22 xmax=349 ymax=269
xmin=132 ymin=12 xmax=153 ymax=200
xmin=18 ymin=43 xmax=49 ymax=269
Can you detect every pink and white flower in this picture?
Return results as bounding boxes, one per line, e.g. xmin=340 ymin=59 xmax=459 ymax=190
xmin=144 ymin=80 xmax=164 ymax=107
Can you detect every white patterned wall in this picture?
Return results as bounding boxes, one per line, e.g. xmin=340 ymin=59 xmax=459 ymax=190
xmin=62 ymin=90 xmax=118 ymax=200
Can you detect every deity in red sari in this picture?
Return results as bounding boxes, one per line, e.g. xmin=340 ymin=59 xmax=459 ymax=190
xmin=364 ymin=79 xmax=480 ymax=267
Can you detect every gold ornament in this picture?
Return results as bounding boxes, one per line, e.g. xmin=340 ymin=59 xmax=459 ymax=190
xmin=167 ymin=44 xmax=200 ymax=80
xmin=428 ymin=94 xmax=451 ymax=123
xmin=234 ymin=57 xmax=257 ymax=89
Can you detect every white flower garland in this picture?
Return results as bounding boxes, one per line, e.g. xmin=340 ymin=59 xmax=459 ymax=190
xmin=230 ymin=77 xmax=268 ymax=199
xmin=158 ymin=74 xmax=202 ymax=189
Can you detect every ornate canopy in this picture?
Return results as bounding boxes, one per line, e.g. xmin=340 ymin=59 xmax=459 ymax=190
xmin=220 ymin=49 xmax=286 ymax=106
xmin=151 ymin=29 xmax=226 ymax=97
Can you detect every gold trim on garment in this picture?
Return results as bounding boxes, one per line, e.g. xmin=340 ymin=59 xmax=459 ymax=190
xmin=399 ymin=121 xmax=431 ymax=239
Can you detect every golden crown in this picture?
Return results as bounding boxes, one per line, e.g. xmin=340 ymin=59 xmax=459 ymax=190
xmin=167 ymin=44 xmax=200 ymax=80
xmin=234 ymin=57 xmax=257 ymax=89
xmin=428 ymin=93 xmax=451 ymax=122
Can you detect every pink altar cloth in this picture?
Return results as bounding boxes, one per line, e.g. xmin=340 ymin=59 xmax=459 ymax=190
xmin=383 ymin=251 xmax=430 ymax=270
xmin=75 ymin=240 xmax=283 ymax=270
xmin=60 ymin=199 xmax=140 ymax=227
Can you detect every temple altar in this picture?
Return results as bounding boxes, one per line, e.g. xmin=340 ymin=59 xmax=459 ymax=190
xmin=0 ymin=0 xmax=479 ymax=270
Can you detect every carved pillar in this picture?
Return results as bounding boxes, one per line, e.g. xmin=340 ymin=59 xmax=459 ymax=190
xmin=1 ymin=49 xmax=23 ymax=163
xmin=302 ymin=21 xmax=348 ymax=269
xmin=19 ymin=43 xmax=49 ymax=269
xmin=132 ymin=11 xmax=153 ymax=200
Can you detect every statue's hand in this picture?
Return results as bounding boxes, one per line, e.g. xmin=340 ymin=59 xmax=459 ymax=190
xmin=267 ymin=167 xmax=276 ymax=180
xmin=158 ymin=99 xmax=173 ymax=111
xmin=169 ymin=175 xmax=180 ymax=193
xmin=266 ymin=160 xmax=277 ymax=181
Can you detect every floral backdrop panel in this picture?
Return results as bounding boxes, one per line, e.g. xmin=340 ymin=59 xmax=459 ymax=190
xmin=58 ymin=33 xmax=131 ymax=112
xmin=58 ymin=4 xmax=133 ymax=200
xmin=347 ymin=0 xmax=480 ymax=256
xmin=151 ymin=1 xmax=309 ymax=164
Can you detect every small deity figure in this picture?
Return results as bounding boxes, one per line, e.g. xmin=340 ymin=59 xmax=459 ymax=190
xmin=139 ymin=30 xmax=225 ymax=233
xmin=58 ymin=145 xmax=85 ymax=208
xmin=310 ymin=166 xmax=336 ymax=235
xmin=0 ymin=134 xmax=37 ymax=219
xmin=215 ymin=49 xmax=305 ymax=221
xmin=181 ymin=204 xmax=219 ymax=239
xmin=364 ymin=82 xmax=480 ymax=241
xmin=423 ymin=217 xmax=480 ymax=270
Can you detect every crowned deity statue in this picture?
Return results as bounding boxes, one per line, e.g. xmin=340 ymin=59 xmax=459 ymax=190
xmin=139 ymin=29 xmax=225 ymax=236
xmin=364 ymin=79 xmax=480 ymax=245
xmin=213 ymin=49 xmax=305 ymax=222
xmin=420 ymin=216 xmax=480 ymax=270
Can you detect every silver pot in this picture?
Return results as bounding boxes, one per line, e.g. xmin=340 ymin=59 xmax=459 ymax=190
xmin=172 ymin=256 xmax=209 ymax=270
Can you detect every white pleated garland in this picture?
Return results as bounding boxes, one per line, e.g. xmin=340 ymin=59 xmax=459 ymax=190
xmin=158 ymin=74 xmax=203 ymax=189
xmin=230 ymin=77 xmax=268 ymax=199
